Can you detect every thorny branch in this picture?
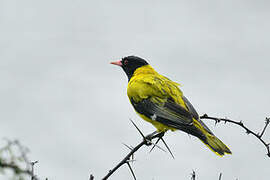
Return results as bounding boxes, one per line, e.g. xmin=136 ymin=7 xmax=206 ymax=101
xmin=100 ymin=115 xmax=270 ymax=179
xmin=200 ymin=114 xmax=270 ymax=157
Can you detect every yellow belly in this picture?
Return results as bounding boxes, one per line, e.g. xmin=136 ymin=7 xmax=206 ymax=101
xmin=137 ymin=113 xmax=177 ymax=132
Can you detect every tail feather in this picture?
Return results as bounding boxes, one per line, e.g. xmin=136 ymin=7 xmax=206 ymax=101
xmin=201 ymin=133 xmax=232 ymax=156
xmin=193 ymin=119 xmax=231 ymax=156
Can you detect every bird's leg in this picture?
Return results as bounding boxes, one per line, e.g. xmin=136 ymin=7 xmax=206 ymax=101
xmin=145 ymin=131 xmax=158 ymax=139
xmin=143 ymin=131 xmax=158 ymax=146
xmin=145 ymin=131 xmax=165 ymax=146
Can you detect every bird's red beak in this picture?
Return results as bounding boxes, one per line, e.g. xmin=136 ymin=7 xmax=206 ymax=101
xmin=110 ymin=60 xmax=122 ymax=66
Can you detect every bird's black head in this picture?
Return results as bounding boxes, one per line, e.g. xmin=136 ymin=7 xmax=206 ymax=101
xmin=111 ymin=56 xmax=149 ymax=81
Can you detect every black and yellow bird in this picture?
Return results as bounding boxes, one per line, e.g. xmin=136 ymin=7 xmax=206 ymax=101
xmin=111 ymin=56 xmax=231 ymax=156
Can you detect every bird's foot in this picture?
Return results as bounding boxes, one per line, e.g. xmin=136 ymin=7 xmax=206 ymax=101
xmin=145 ymin=131 xmax=165 ymax=146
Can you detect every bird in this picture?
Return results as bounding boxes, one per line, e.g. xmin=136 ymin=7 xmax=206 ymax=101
xmin=110 ymin=56 xmax=231 ymax=156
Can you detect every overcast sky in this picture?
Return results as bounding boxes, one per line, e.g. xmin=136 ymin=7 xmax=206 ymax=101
xmin=1 ymin=0 xmax=270 ymax=179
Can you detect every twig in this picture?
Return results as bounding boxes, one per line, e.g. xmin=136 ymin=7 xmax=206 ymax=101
xmin=218 ymin=173 xmax=222 ymax=180
xmin=200 ymin=114 xmax=270 ymax=157
xmin=260 ymin=117 xmax=270 ymax=138
xmin=191 ymin=170 xmax=196 ymax=180
xmin=89 ymin=174 xmax=94 ymax=180
xmin=31 ymin=161 xmax=39 ymax=180
xmin=0 ymin=161 xmax=32 ymax=175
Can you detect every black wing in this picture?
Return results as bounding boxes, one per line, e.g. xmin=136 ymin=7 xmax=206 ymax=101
xmin=182 ymin=96 xmax=199 ymax=120
xmin=182 ymin=96 xmax=214 ymax=135
xmin=130 ymin=97 xmax=193 ymax=129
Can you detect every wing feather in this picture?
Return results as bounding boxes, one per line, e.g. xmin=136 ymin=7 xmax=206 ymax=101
xmin=182 ymin=96 xmax=214 ymax=135
xmin=131 ymin=97 xmax=193 ymax=128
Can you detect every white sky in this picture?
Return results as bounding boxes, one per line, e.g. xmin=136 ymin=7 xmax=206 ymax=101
xmin=1 ymin=0 xmax=270 ymax=179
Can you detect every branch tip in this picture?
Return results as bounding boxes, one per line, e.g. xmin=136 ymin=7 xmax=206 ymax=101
xmin=200 ymin=114 xmax=270 ymax=158
xmin=190 ymin=170 xmax=196 ymax=180
xmin=89 ymin=174 xmax=94 ymax=180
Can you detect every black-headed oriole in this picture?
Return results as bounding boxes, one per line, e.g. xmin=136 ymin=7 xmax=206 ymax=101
xmin=111 ymin=56 xmax=231 ymax=156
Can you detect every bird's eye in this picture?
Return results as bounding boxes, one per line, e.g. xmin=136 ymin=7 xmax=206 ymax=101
xmin=124 ymin=60 xmax=128 ymax=65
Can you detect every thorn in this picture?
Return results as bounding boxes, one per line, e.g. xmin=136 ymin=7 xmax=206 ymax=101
xmin=122 ymin=143 xmax=133 ymax=151
xmin=130 ymin=119 xmax=145 ymax=139
xmin=127 ymin=159 xmax=136 ymax=163
xmin=31 ymin=161 xmax=38 ymax=166
xmin=122 ymin=143 xmax=136 ymax=162
xmin=149 ymin=138 xmax=167 ymax=153
xmin=131 ymin=154 xmax=134 ymax=162
xmin=160 ymin=137 xmax=175 ymax=159
xmin=202 ymin=114 xmax=208 ymax=118
xmin=149 ymin=137 xmax=161 ymax=153
xmin=149 ymin=132 xmax=167 ymax=153
xmin=127 ymin=162 xmax=137 ymax=180
xmin=265 ymin=118 xmax=270 ymax=124
xmin=153 ymin=144 xmax=167 ymax=152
